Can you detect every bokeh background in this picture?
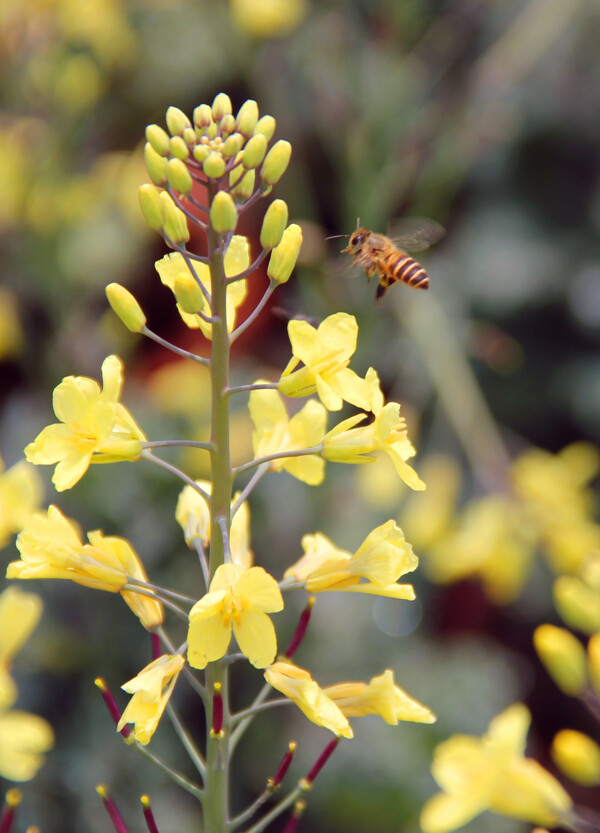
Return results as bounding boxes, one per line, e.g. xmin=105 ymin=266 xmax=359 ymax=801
xmin=2 ymin=0 xmax=600 ymax=831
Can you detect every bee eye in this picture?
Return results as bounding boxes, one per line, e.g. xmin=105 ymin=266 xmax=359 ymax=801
xmin=353 ymin=233 xmax=363 ymax=245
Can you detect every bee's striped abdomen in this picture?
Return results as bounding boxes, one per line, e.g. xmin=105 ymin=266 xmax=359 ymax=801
xmin=385 ymin=252 xmax=429 ymax=289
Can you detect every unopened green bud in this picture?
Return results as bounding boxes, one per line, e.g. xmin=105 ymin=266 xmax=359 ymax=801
xmin=167 ymin=158 xmax=193 ymax=195
xmin=267 ymin=223 xmax=302 ymax=284
xmin=145 ymin=124 xmax=170 ymax=156
xmin=236 ymin=100 xmax=259 ymax=136
xmin=552 ymin=730 xmax=600 ymax=786
xmin=203 ymin=152 xmax=226 ymax=179
xmin=166 ymin=106 xmax=191 ymax=136
xmin=261 ymin=140 xmax=291 ymax=185
xmin=159 ymin=192 xmax=190 ymax=244
xmin=231 ymin=170 xmax=255 ymax=201
xmin=183 ymin=126 xmax=197 ymax=146
xmin=223 ymin=133 xmax=244 ymax=159
xmin=260 ymin=199 xmax=288 ymax=249
xmin=534 ymin=624 xmax=587 ymax=696
xmin=253 ymin=115 xmax=276 ymax=142
xmin=144 ymin=142 xmax=168 ymax=185
xmin=193 ymin=144 xmax=210 ymax=164
xmin=588 ymin=633 xmax=600 ymax=695
xmin=210 ymin=192 xmax=237 ymax=234
xmin=194 ymin=104 xmax=213 ymax=129
xmin=242 ymin=133 xmax=268 ymax=169
xmin=106 ymin=283 xmax=146 ymax=333
xmin=174 ymin=274 xmax=205 ymax=315
xmin=220 ymin=114 xmax=236 ymax=138
xmin=212 ymin=93 xmax=232 ymax=122
xmin=169 ymin=136 xmax=189 ymax=160
xmin=554 ymin=576 xmax=600 ymax=635
xmin=138 ymin=184 xmax=165 ymax=230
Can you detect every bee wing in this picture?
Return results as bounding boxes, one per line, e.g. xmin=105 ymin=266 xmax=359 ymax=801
xmin=387 ymin=217 xmax=445 ymax=253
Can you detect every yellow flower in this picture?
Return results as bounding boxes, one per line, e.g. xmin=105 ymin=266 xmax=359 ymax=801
xmin=277 ymin=313 xmax=371 ymax=411
xmin=0 ymin=458 xmax=43 ymax=549
xmin=552 ymin=729 xmax=600 ymax=786
xmin=8 ymin=506 xmax=163 ymax=630
xmin=533 ymin=624 xmax=587 ymax=696
xmin=0 ymin=587 xmax=43 ymax=709
xmin=24 ymin=355 xmax=146 ymax=491
xmin=0 ymin=710 xmax=54 ymax=781
xmin=249 ymin=388 xmax=326 ymax=485
xmin=284 ymin=520 xmax=418 ymax=599
xmin=420 ymin=704 xmax=573 ymax=833
xmin=554 ymin=552 xmax=600 ymax=634
xmin=423 ymin=496 xmax=535 ymax=604
xmin=511 ymin=443 xmax=600 ymax=574
xmin=324 ymin=669 xmax=436 ymax=725
xmin=117 ymin=654 xmax=185 ymax=745
xmin=175 ymin=480 xmax=253 ymax=567
xmin=187 ymin=564 xmax=283 ymax=669
xmin=155 ymin=235 xmax=249 ymax=339
xmin=230 ymin=0 xmax=308 ymax=38
xmin=323 ymin=369 xmax=425 ymax=490
xmin=264 ymin=661 xmax=353 ymax=738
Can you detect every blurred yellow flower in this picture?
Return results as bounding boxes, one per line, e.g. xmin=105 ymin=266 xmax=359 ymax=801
xmin=230 ymin=0 xmax=308 ymax=38
xmin=284 ymin=520 xmax=418 ymax=599
xmin=24 ymin=355 xmax=146 ymax=491
xmin=553 ymin=551 xmax=600 ymax=634
xmin=533 ymin=624 xmax=587 ymax=696
xmin=324 ymin=669 xmax=436 ymax=725
xmin=8 ymin=506 xmax=163 ymax=629
xmin=0 ymin=458 xmax=43 ymax=549
xmin=264 ymin=661 xmax=353 ymax=738
xmin=0 ymin=587 xmax=43 ymax=709
xmin=117 ymin=654 xmax=185 ymax=745
xmin=420 ymin=704 xmax=573 ymax=833
xmin=249 ymin=387 xmax=326 ymax=485
xmin=187 ymin=564 xmax=283 ymax=669
xmin=0 ymin=710 xmax=54 ymax=782
xmin=423 ymin=496 xmax=534 ymax=604
xmin=155 ymin=236 xmax=249 ymax=339
xmin=278 ymin=313 xmax=371 ymax=411
xmin=551 ymin=729 xmax=600 ymax=786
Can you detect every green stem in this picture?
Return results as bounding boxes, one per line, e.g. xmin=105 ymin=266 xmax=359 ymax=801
xmin=233 ymin=446 xmax=323 ymax=477
xmin=241 ymin=785 xmax=304 ymax=833
xmin=141 ymin=326 xmax=210 ymax=365
xmin=205 ymin=181 xmax=233 ymax=833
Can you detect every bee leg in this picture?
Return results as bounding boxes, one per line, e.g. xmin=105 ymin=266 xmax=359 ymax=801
xmin=365 ymin=265 xmax=379 ymax=284
xmin=375 ymin=283 xmax=387 ymax=302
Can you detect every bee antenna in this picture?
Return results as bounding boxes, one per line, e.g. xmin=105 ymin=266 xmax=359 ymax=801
xmin=325 ymin=234 xmax=350 ymax=241
xmin=356 ymin=217 xmax=360 ymax=228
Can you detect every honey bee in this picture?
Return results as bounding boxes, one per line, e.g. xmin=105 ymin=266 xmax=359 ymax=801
xmin=332 ymin=219 xmax=445 ymax=301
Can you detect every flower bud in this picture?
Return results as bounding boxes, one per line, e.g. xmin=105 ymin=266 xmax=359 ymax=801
xmin=254 ymin=115 xmax=276 ymax=142
xmin=174 ymin=274 xmax=205 ymax=315
xmin=552 ymin=730 xmax=600 ymax=786
xmin=203 ymin=152 xmax=226 ymax=179
xmin=166 ymin=106 xmax=191 ymax=136
xmin=183 ymin=126 xmax=197 ymax=146
xmin=210 ymin=192 xmax=237 ymax=234
xmin=169 ymin=136 xmax=189 ymax=160
xmin=145 ymin=124 xmax=170 ymax=156
xmin=231 ymin=170 xmax=255 ymax=201
xmin=223 ymin=133 xmax=244 ymax=159
xmin=260 ymin=199 xmax=288 ymax=249
xmin=236 ymin=99 xmax=259 ymax=136
xmin=554 ymin=576 xmax=600 ymax=634
xmin=267 ymin=224 xmax=302 ymax=284
xmin=534 ymin=624 xmax=587 ymax=696
xmin=193 ymin=144 xmax=210 ymax=164
xmin=261 ymin=140 xmax=292 ymax=185
xmin=212 ymin=93 xmax=232 ymax=122
xmin=194 ymin=104 xmax=213 ymax=129
xmin=220 ymin=114 xmax=236 ymax=137
xmin=167 ymin=158 xmax=193 ymax=195
xmin=588 ymin=633 xmax=600 ymax=694
xmin=159 ymin=192 xmax=190 ymax=244
xmin=144 ymin=143 xmax=168 ymax=185
xmin=242 ymin=133 xmax=268 ymax=169
xmin=138 ymin=184 xmax=165 ymax=230
xmin=106 ymin=284 xmax=146 ymax=333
